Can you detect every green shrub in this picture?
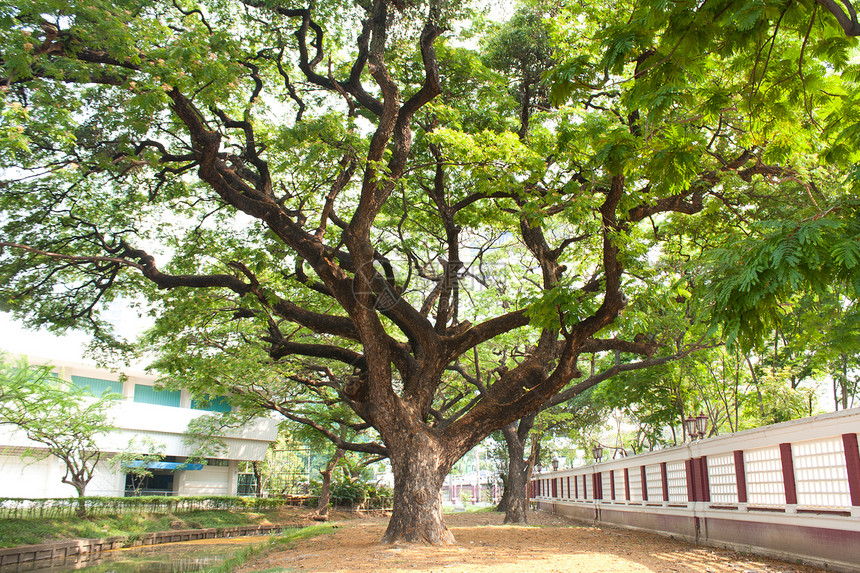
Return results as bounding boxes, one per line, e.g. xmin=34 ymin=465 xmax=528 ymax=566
xmin=0 ymin=495 xmax=299 ymax=520
xmin=307 ymin=478 xmax=392 ymax=509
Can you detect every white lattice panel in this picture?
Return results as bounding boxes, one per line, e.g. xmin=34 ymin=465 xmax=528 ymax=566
xmin=628 ymin=468 xmax=643 ymax=501
xmin=646 ymin=464 xmax=663 ymax=501
xmin=745 ymin=446 xmax=785 ymax=506
xmin=708 ymin=453 xmax=738 ymax=504
xmin=793 ymin=438 xmax=851 ymax=509
xmin=602 ymin=471 xmax=612 ymax=500
xmin=615 ymin=469 xmax=627 ymax=501
xmin=666 ymin=460 xmax=688 ymax=502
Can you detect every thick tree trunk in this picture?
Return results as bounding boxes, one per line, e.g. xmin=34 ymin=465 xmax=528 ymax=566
xmin=501 ymin=454 xmax=530 ymax=524
xmin=495 ymin=423 xmax=519 ymax=517
xmin=496 ymin=419 xmax=534 ymax=524
xmin=382 ymin=431 xmax=454 ymax=545
xmin=495 ymin=475 xmax=511 ymax=514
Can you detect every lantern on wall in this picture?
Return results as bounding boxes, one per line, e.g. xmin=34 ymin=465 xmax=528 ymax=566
xmin=684 ymin=416 xmax=698 ymax=440
xmin=695 ymin=412 xmax=709 ymax=438
xmin=685 ymin=412 xmax=710 ymax=440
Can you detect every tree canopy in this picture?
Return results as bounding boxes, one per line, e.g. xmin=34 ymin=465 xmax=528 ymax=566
xmin=1 ymin=0 xmax=858 ymax=543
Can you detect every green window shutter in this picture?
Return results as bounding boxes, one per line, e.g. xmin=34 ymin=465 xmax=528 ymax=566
xmin=71 ymin=375 xmax=119 ymax=397
xmin=191 ymin=395 xmax=232 ymax=413
xmin=133 ymin=384 xmax=181 ymax=407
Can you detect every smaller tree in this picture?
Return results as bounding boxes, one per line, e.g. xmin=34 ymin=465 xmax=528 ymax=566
xmin=314 ymin=446 xmax=346 ymax=519
xmin=0 ymin=354 xmax=119 ymax=515
xmin=110 ymin=436 xmax=166 ymax=496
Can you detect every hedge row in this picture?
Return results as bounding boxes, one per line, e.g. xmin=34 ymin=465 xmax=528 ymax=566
xmin=0 ymin=493 xmax=395 ymax=519
xmin=0 ymin=495 xmax=306 ymax=519
xmin=326 ymin=494 xmax=393 ymax=510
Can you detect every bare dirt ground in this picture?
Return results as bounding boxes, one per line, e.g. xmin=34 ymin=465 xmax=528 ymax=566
xmin=238 ymin=510 xmax=826 ymax=573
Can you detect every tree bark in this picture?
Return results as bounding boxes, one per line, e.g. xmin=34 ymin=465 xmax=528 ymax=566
xmin=382 ymin=430 xmax=454 ymax=545
xmin=502 ymin=460 xmax=530 ymax=524
xmin=498 ymin=424 xmax=528 ymax=524
xmin=70 ymin=482 xmax=87 ymax=517
xmin=253 ymin=461 xmax=264 ymax=497
xmin=496 ymin=417 xmax=536 ymax=525
xmin=316 ymin=447 xmax=345 ymax=517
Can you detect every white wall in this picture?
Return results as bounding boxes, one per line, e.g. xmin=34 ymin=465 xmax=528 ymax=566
xmin=0 ymin=454 xmax=73 ymax=498
xmin=85 ymin=460 xmax=125 ymax=497
xmin=178 ymin=465 xmax=231 ymax=496
xmin=0 ymin=453 xmax=127 ymax=498
xmin=0 ymin=357 xmax=279 ymax=499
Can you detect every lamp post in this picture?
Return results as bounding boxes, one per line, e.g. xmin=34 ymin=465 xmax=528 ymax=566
xmin=684 ymin=412 xmax=710 ymax=441
xmin=535 ymin=461 xmax=542 ymax=474
xmin=592 ymin=444 xmax=603 ymax=462
xmin=552 ymin=458 xmax=559 ymax=472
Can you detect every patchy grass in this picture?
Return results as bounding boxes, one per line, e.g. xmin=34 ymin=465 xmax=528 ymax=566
xmin=443 ymin=504 xmax=497 ymax=514
xmin=0 ymin=519 xmax=58 ymax=548
xmin=0 ymin=508 xmax=307 ymax=548
xmin=210 ymin=525 xmax=337 ymax=573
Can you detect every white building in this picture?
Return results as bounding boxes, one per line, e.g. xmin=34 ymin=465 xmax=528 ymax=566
xmin=0 ymin=357 xmax=279 ymax=498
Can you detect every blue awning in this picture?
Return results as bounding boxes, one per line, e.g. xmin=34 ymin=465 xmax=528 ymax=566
xmin=124 ymin=461 xmax=204 ymax=470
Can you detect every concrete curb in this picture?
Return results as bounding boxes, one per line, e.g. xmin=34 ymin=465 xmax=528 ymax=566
xmin=0 ymin=524 xmax=293 ymax=568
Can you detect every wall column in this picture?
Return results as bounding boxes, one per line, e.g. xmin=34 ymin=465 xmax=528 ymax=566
xmin=842 ymin=433 xmax=860 ymax=516
xmin=779 ymin=443 xmax=798 ymax=510
xmin=685 ymin=459 xmax=696 ymax=501
xmin=624 ymin=468 xmax=630 ymax=501
xmin=734 ymin=450 xmax=747 ymax=505
xmin=661 ymin=462 xmax=669 ymax=503
xmin=697 ymin=457 xmax=710 ymax=502
xmin=641 ymin=465 xmax=648 ymax=501
xmin=610 ymin=470 xmax=616 ymax=501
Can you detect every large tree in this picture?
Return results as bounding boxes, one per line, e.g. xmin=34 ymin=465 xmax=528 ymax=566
xmin=1 ymin=0 xmax=857 ymax=544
